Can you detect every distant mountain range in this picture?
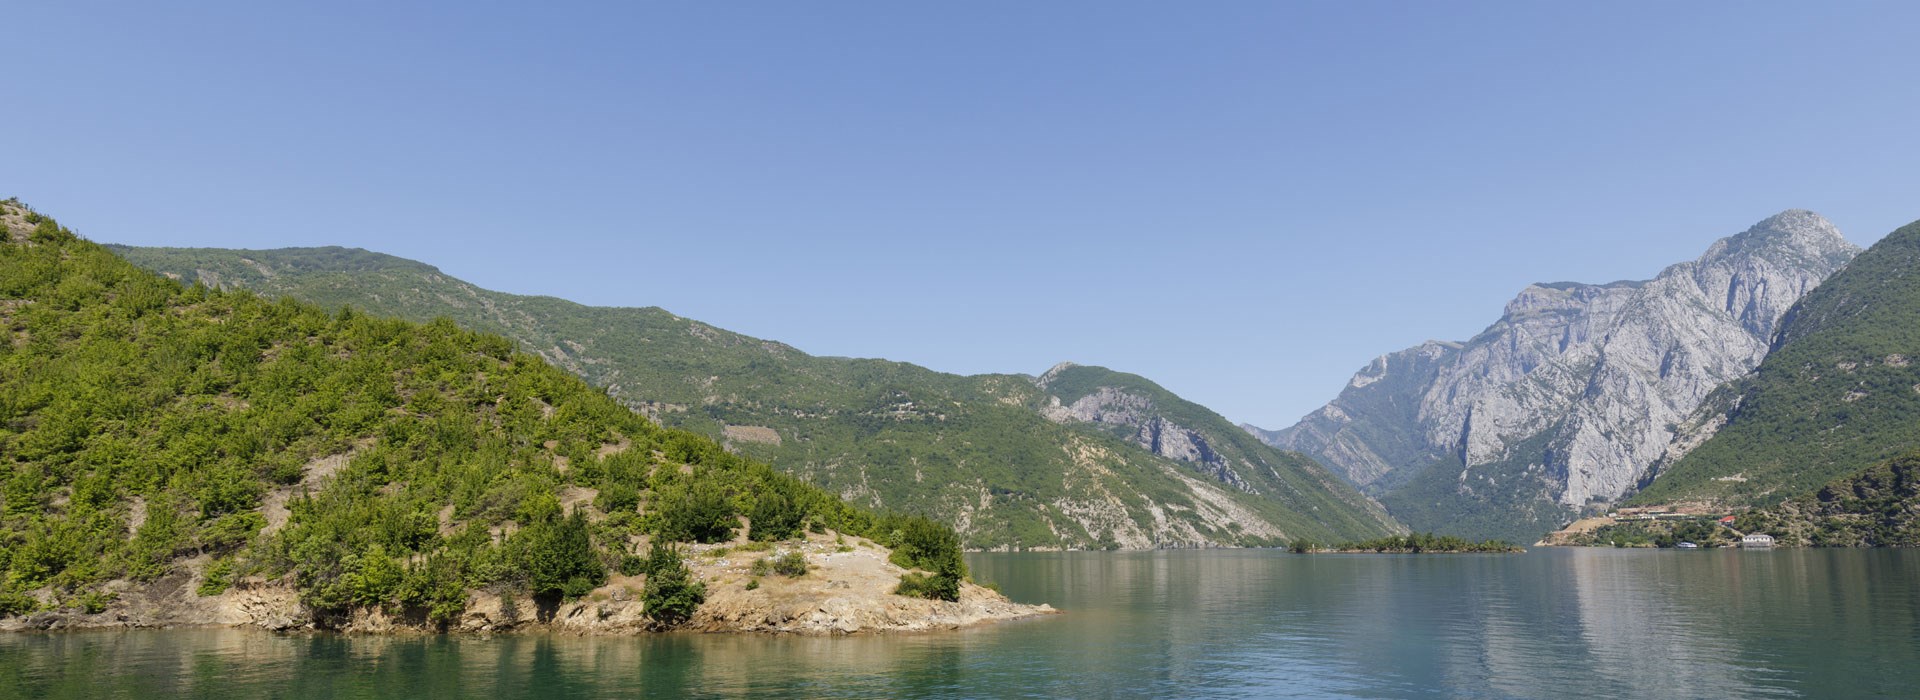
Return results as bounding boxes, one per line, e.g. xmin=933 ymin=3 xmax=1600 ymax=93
xmin=1247 ymin=211 xmax=1860 ymax=542
xmin=112 ymin=244 xmax=1401 ymax=550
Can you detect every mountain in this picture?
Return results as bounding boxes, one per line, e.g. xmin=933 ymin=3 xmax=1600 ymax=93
xmin=1630 ymin=218 xmax=1920 ymax=507
xmin=110 ymin=245 xmax=1401 ymax=550
xmin=1250 ymin=211 xmax=1858 ymax=542
xmin=0 ymin=199 xmax=1020 ymax=631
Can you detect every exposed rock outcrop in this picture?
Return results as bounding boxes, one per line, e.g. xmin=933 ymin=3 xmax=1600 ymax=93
xmin=1252 ymin=211 xmax=1858 ymax=539
xmin=1040 ymin=381 xmax=1248 ymax=492
xmin=0 ymin=532 xmax=1054 ymax=636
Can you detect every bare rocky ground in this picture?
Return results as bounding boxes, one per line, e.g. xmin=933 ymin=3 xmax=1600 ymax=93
xmin=0 ymin=531 xmax=1055 ymax=636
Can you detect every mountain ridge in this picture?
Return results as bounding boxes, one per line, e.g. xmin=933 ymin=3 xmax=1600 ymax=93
xmin=1630 ymin=217 xmax=1920 ymax=507
xmin=112 ymin=244 xmax=1402 ymax=550
xmin=1249 ymin=210 xmax=1857 ymax=542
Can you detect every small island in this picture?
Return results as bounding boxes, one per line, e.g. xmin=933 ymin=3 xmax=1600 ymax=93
xmin=1290 ymin=533 xmax=1524 ymax=554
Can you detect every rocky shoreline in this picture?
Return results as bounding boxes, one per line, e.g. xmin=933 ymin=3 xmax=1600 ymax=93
xmin=0 ymin=533 xmax=1056 ymax=636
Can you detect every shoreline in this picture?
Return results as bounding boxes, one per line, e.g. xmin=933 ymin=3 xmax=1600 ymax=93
xmin=0 ymin=532 xmax=1057 ymax=637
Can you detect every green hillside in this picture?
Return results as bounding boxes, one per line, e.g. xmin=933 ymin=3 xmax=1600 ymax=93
xmin=1734 ymin=451 xmax=1920 ymax=547
xmin=110 ymin=246 xmax=1400 ymax=549
xmin=1032 ymin=364 xmax=1400 ymax=540
xmin=0 ymin=200 xmax=963 ymax=622
xmin=1633 ymin=219 xmax=1920 ymax=507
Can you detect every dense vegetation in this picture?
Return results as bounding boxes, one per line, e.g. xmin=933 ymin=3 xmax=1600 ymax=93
xmin=1732 ymin=452 xmax=1920 ymax=547
xmin=1376 ymin=434 xmax=1576 ymax=545
xmin=113 ymin=245 xmax=1401 ymax=549
xmin=0 ymin=201 xmax=967 ymax=624
xmin=1031 ymin=364 xmax=1401 ymax=536
xmin=1632 ymin=219 xmax=1920 ymax=507
xmin=1561 ymin=519 xmax=1735 ymax=548
xmin=1295 ymin=532 xmax=1521 ymax=554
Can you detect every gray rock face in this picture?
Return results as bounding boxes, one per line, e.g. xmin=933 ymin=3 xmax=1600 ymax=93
xmin=1041 ymin=384 xmax=1251 ymax=492
xmin=1255 ymin=210 xmax=1858 ymax=523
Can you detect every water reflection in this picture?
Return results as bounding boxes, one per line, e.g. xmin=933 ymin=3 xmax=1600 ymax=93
xmin=4 ymin=548 xmax=1917 ymax=698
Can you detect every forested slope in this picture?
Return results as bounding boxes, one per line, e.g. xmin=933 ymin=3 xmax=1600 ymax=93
xmin=115 ymin=244 xmax=1400 ymax=549
xmin=0 ymin=200 xmax=966 ymax=625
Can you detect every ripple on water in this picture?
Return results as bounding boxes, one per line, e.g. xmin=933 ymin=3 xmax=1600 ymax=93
xmin=5 ymin=548 xmax=1918 ymax=698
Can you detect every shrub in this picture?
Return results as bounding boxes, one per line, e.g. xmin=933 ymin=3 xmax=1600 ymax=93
xmin=748 ymin=490 xmax=804 ymax=542
xmin=884 ymin=515 xmax=966 ymax=579
xmin=595 ymin=482 xmax=640 ymax=514
xmin=397 ymin=552 xmax=470 ymax=626
xmin=641 ymin=541 xmax=705 ymax=627
xmin=0 ymin=586 xmax=36 ymax=617
xmin=894 ymin=570 xmax=959 ymax=601
xmin=75 ymin=590 xmax=118 ymax=615
xmin=651 ymin=478 xmax=736 ymax=544
xmin=198 ymin=557 xmax=235 ymax=596
xmin=520 ymin=509 xmax=605 ymax=600
xmin=769 ymin=552 xmax=808 ymax=577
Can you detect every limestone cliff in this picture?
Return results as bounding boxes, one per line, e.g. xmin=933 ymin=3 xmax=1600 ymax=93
xmin=1251 ymin=210 xmax=1857 ymax=540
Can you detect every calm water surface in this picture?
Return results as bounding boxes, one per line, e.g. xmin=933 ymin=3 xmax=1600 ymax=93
xmin=4 ymin=548 xmax=1917 ymax=698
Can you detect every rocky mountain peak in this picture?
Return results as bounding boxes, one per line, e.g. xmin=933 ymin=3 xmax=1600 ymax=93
xmin=1701 ymin=209 xmax=1857 ymax=269
xmin=1257 ymin=210 xmax=1861 ymax=542
xmin=1035 ymin=361 xmax=1079 ymax=389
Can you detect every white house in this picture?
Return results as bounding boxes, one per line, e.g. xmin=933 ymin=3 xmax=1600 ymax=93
xmin=1741 ymin=533 xmax=1775 ymax=548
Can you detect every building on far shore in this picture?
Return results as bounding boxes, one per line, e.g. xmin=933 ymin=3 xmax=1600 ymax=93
xmin=1741 ymin=533 xmax=1775 ymax=548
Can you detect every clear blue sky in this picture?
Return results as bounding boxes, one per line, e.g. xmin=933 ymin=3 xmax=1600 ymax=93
xmin=6 ymin=2 xmax=1918 ymax=428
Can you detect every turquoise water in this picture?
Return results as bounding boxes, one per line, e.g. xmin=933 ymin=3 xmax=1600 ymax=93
xmin=4 ymin=548 xmax=1917 ymax=698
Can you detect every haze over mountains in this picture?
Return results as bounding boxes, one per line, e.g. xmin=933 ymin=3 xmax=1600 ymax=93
xmin=1249 ymin=211 xmax=1860 ymax=541
xmin=114 ymin=244 xmax=1401 ymax=550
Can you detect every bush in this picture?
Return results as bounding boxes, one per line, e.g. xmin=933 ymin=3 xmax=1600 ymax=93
xmin=595 ymin=482 xmax=640 ymax=514
xmin=748 ymin=490 xmax=804 ymax=542
xmin=0 ymin=586 xmax=36 ymax=617
xmin=884 ymin=514 xmax=967 ymax=579
xmin=894 ymin=570 xmax=959 ymax=601
xmin=75 ymin=590 xmax=118 ymax=615
xmin=198 ymin=557 xmax=234 ymax=596
xmin=641 ymin=541 xmax=705 ymax=627
xmin=768 ymin=552 xmax=807 ymax=577
xmin=651 ymin=478 xmax=736 ymax=544
xmin=397 ymin=552 xmax=470 ymax=626
xmin=520 ymin=509 xmax=605 ymax=600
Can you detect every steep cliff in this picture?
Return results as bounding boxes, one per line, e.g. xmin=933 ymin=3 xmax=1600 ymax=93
xmin=1253 ymin=210 xmax=1857 ymax=541
xmin=1631 ymin=217 xmax=1920 ymax=507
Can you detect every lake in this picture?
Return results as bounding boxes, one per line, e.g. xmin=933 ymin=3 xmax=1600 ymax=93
xmin=4 ymin=547 xmax=1917 ymax=698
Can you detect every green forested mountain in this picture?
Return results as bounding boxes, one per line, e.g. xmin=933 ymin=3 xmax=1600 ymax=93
xmin=110 ymin=245 xmax=1400 ymax=549
xmin=1632 ymin=219 xmax=1920 ymax=507
xmin=1733 ymin=451 xmax=1920 ymax=547
xmin=0 ymin=200 xmax=961 ymax=621
xmin=1032 ymin=363 xmax=1395 ymax=539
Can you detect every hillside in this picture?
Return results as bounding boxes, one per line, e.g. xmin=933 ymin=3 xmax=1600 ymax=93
xmin=1250 ymin=211 xmax=1856 ymax=542
xmin=1631 ymin=219 xmax=1920 ymax=507
xmin=1732 ymin=451 xmax=1920 ymax=547
xmin=0 ymin=199 xmax=1039 ymax=632
xmin=1033 ymin=363 xmax=1400 ymax=539
xmin=110 ymin=247 xmax=1401 ymax=549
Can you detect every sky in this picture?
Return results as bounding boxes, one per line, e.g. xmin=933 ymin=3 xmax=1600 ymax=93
xmin=5 ymin=2 xmax=1919 ymax=428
